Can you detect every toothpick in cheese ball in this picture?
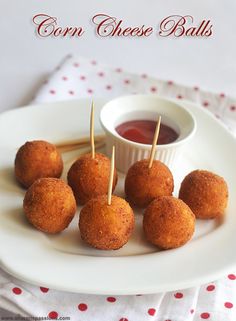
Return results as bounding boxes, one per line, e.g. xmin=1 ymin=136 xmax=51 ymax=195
xmin=67 ymin=102 xmax=118 ymax=205
xmin=125 ymin=116 xmax=174 ymax=208
xmin=79 ymin=146 xmax=135 ymax=250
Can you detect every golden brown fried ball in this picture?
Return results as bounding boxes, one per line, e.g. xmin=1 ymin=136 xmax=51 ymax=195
xmin=67 ymin=153 xmax=118 ymax=205
xmin=23 ymin=178 xmax=76 ymax=233
xmin=15 ymin=140 xmax=63 ymax=188
xmin=125 ymin=159 xmax=174 ymax=208
xmin=179 ymin=170 xmax=228 ymax=219
xmin=79 ymin=195 xmax=135 ymax=250
xmin=143 ymin=196 xmax=195 ymax=249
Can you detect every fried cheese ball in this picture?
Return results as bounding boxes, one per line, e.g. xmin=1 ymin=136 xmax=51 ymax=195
xmin=67 ymin=153 xmax=118 ymax=205
xmin=23 ymin=178 xmax=76 ymax=233
xmin=79 ymin=195 xmax=135 ymax=250
xmin=125 ymin=159 xmax=174 ymax=208
xmin=179 ymin=170 xmax=228 ymax=219
xmin=143 ymin=196 xmax=195 ymax=249
xmin=15 ymin=140 xmax=63 ymax=188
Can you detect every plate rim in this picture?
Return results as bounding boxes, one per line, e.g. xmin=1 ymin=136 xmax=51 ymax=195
xmin=0 ymin=96 xmax=235 ymax=295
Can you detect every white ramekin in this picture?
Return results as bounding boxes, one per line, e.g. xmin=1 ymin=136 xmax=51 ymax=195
xmin=100 ymin=95 xmax=196 ymax=173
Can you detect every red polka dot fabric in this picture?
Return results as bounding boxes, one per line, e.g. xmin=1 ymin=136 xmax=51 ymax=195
xmin=33 ymin=55 xmax=236 ymax=136
xmin=1 ymin=271 xmax=236 ymax=320
xmin=0 ymin=55 xmax=236 ymax=320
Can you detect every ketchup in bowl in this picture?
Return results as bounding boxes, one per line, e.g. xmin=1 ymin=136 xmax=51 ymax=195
xmin=116 ymin=120 xmax=178 ymax=145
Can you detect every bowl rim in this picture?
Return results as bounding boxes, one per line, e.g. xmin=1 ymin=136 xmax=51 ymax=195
xmin=100 ymin=94 xmax=197 ymax=149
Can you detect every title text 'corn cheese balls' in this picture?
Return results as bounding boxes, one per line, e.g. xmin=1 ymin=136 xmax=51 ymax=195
xmin=143 ymin=196 xmax=195 ymax=249
xmin=67 ymin=153 xmax=118 ymax=205
xmin=23 ymin=178 xmax=76 ymax=233
xmin=179 ymin=170 xmax=228 ymax=219
xmin=15 ymin=140 xmax=63 ymax=188
xmin=79 ymin=195 xmax=135 ymax=250
xmin=125 ymin=159 xmax=174 ymax=208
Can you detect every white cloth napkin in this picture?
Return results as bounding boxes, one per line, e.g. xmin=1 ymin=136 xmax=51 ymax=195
xmin=1 ymin=55 xmax=236 ymax=321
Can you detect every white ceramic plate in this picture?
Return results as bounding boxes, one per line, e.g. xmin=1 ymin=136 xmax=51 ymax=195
xmin=0 ymin=98 xmax=235 ymax=295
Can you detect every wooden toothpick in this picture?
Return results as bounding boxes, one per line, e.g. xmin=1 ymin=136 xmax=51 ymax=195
xmin=107 ymin=146 xmax=115 ymax=206
xmin=56 ymin=135 xmax=105 ymax=153
xmin=90 ymin=101 xmax=95 ymax=159
xmin=148 ymin=116 xmax=161 ymax=169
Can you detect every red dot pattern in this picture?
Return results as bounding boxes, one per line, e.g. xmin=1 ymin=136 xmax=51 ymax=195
xmin=148 ymin=308 xmax=156 ymax=316
xmin=12 ymin=287 xmax=22 ymax=295
xmin=174 ymin=292 xmax=183 ymax=299
xmin=42 ymin=58 xmax=236 ymax=132
xmin=78 ymin=303 xmax=88 ymax=311
xmin=224 ymin=302 xmax=233 ymax=309
xmin=150 ymin=86 xmax=157 ymax=93
xmin=48 ymin=311 xmax=58 ymax=319
xmin=201 ymin=312 xmax=210 ymax=319
xmin=206 ymin=285 xmax=215 ymax=291
xmin=203 ymin=101 xmax=209 ymax=107
xmin=11 ymin=280 xmax=236 ymax=320
xmin=106 ymin=296 xmax=116 ymax=303
xmin=40 ymin=287 xmax=49 ymax=293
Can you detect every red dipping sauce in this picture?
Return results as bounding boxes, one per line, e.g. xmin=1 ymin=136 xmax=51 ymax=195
xmin=116 ymin=120 xmax=178 ymax=145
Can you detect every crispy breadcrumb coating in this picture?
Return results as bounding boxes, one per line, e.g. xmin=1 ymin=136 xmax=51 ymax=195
xmin=179 ymin=170 xmax=228 ymax=219
xmin=125 ymin=159 xmax=174 ymax=208
xmin=143 ymin=196 xmax=195 ymax=249
xmin=15 ymin=140 xmax=63 ymax=188
xmin=79 ymin=195 xmax=134 ymax=250
xmin=23 ymin=178 xmax=76 ymax=233
xmin=68 ymin=153 xmax=118 ymax=205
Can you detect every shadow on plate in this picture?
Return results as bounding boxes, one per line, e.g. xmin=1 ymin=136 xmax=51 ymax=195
xmin=190 ymin=214 xmax=225 ymax=242
xmin=46 ymin=213 xmax=158 ymax=257
xmin=1 ymin=206 xmax=33 ymax=233
xmin=0 ymin=167 xmax=25 ymax=196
